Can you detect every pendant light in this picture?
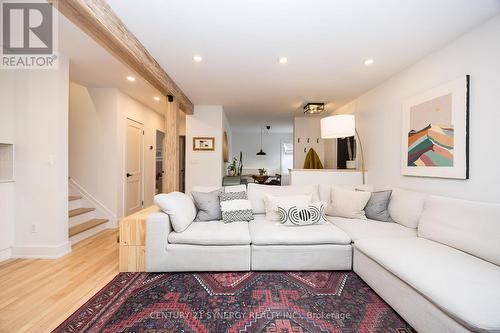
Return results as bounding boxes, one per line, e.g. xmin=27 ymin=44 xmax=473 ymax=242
xmin=256 ymin=126 xmax=268 ymax=155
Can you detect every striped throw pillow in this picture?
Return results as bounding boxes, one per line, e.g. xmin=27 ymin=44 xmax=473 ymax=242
xmin=220 ymin=191 xmax=254 ymax=223
xmin=278 ymin=202 xmax=327 ymax=226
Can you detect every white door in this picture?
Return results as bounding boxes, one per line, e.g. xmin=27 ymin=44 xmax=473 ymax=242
xmin=125 ymin=119 xmax=144 ymax=215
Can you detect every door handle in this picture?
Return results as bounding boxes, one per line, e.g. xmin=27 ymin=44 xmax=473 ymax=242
xmin=126 ymin=173 xmax=132 ymax=177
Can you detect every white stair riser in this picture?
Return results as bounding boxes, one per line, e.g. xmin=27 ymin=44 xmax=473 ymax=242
xmin=70 ymin=223 xmax=110 ymax=245
xmin=68 ymin=199 xmax=83 ymax=211
xmin=69 ymin=210 xmax=97 ymax=227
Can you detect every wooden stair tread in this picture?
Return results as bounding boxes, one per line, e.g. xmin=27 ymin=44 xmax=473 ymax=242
xmin=69 ymin=207 xmax=95 ymax=217
xmin=69 ymin=219 xmax=108 ymax=237
xmin=68 ymin=195 xmax=81 ymax=201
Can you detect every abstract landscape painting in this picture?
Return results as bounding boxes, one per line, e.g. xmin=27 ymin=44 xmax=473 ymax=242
xmin=407 ymin=94 xmax=454 ymax=167
xmin=401 ymin=76 xmax=469 ymax=179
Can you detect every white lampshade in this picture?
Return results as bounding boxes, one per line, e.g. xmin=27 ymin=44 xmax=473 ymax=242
xmin=320 ymin=114 xmax=356 ymax=139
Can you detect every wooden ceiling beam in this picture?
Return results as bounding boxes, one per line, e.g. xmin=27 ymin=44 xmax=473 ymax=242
xmin=50 ymin=0 xmax=194 ymax=114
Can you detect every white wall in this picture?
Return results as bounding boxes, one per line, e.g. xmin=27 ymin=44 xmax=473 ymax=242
xmin=337 ymin=15 xmax=500 ymax=203
xmin=231 ymin=132 xmax=292 ymax=175
xmin=186 ymin=105 xmax=226 ymax=192
xmin=69 ymin=83 xmax=119 ymax=215
xmin=0 ymin=55 xmax=71 ymax=259
xmin=0 ymin=72 xmax=15 ymax=260
xmin=69 ymin=83 xmax=165 ymax=221
xmin=294 ymin=117 xmax=325 ymax=169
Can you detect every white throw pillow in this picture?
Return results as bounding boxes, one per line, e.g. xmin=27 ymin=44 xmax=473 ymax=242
xmin=247 ymin=183 xmax=320 ymax=214
xmin=319 ymin=184 xmax=374 ymax=205
xmin=278 ymin=201 xmax=327 ymax=226
xmin=154 ymin=192 xmax=197 ymax=232
xmin=265 ymin=194 xmax=313 ymax=221
xmin=327 ymin=187 xmax=371 ymax=219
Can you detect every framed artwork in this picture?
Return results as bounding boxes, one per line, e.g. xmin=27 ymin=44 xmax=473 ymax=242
xmin=401 ymin=75 xmax=469 ymax=179
xmin=193 ymin=137 xmax=215 ymax=151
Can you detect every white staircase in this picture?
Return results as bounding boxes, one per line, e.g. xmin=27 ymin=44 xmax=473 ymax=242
xmin=68 ymin=182 xmax=115 ymax=244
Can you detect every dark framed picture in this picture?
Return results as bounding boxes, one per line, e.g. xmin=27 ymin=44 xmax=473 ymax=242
xmin=193 ymin=137 xmax=215 ymax=151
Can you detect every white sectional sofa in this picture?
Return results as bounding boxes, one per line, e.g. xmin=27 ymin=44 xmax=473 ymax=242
xmin=147 ymin=183 xmax=353 ymax=272
xmin=146 ymin=183 xmax=500 ymax=333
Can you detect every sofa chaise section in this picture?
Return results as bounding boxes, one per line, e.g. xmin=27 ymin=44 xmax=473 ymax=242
xmin=353 ymin=194 xmax=500 ymax=333
xmin=354 ymin=237 xmax=500 ymax=333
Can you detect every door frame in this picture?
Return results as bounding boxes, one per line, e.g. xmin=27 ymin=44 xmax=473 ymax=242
xmin=124 ymin=118 xmax=145 ymax=215
xmin=155 ymin=129 xmax=165 ymax=195
xmin=280 ymin=138 xmax=294 ymax=185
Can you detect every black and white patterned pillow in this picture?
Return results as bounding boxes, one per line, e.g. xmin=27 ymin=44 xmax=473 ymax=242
xmin=220 ymin=191 xmax=254 ymax=223
xmin=278 ymin=202 xmax=327 ymax=226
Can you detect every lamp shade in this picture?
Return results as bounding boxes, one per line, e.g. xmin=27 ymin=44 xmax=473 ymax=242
xmin=320 ymin=114 xmax=356 ymax=139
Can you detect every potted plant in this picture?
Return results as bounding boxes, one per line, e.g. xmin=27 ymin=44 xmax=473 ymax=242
xmin=227 ymin=158 xmax=238 ymax=176
xmin=346 ymin=137 xmax=357 ymax=169
xmin=258 ymin=168 xmax=267 ymax=176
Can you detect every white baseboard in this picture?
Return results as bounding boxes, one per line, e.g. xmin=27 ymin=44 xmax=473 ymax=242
xmin=11 ymin=241 xmax=72 ymax=259
xmin=0 ymin=247 xmax=12 ymax=262
xmin=69 ymin=178 xmax=118 ymax=228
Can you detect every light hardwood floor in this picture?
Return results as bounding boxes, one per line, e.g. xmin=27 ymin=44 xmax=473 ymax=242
xmin=0 ymin=229 xmax=119 ymax=333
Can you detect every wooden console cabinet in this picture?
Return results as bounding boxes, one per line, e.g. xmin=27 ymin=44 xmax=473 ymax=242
xmin=119 ymin=205 xmax=160 ymax=272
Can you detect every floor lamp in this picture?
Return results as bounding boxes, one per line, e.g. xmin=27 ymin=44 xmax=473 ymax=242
xmin=320 ymin=114 xmax=366 ymax=184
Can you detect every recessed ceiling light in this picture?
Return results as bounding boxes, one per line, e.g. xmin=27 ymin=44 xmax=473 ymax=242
xmin=153 ymin=96 xmax=161 ymax=101
xmin=278 ymin=57 xmax=288 ymax=64
xmin=193 ymin=55 xmax=203 ymax=62
xmin=364 ymin=58 xmax=374 ymax=66
xmin=126 ymin=76 xmax=136 ymax=82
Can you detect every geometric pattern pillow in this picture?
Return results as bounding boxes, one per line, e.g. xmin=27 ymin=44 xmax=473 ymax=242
xmin=220 ymin=191 xmax=254 ymax=223
xmin=278 ymin=202 xmax=327 ymax=226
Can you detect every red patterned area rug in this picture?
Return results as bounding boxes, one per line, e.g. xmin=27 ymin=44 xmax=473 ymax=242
xmin=53 ymin=271 xmax=415 ymax=333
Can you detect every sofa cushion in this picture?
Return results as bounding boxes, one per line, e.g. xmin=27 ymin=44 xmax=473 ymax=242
xmin=265 ymin=194 xmax=313 ymax=221
xmin=220 ymin=191 xmax=254 ymax=223
xmin=192 ymin=189 xmax=223 ymax=221
xmin=168 ymin=221 xmax=251 ymax=245
xmin=249 ymin=215 xmax=351 ymax=245
xmin=359 ymin=190 xmax=393 ymax=222
xmin=247 ymin=183 xmax=319 ymax=214
xmin=278 ymin=201 xmax=327 ymax=226
xmin=329 ymin=216 xmax=416 ymax=241
xmin=355 ymin=237 xmax=500 ymax=333
xmin=418 ymin=195 xmax=500 ymax=266
xmin=327 ymin=187 xmax=371 ymax=219
xmin=318 ymin=184 xmax=374 ymax=205
xmin=387 ymin=188 xmax=427 ymax=228
xmin=154 ymin=192 xmax=197 ymax=232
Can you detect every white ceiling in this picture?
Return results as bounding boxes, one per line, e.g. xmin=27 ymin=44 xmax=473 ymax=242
xmin=58 ymin=15 xmax=167 ymax=115
xmin=107 ymin=0 xmax=500 ymax=132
